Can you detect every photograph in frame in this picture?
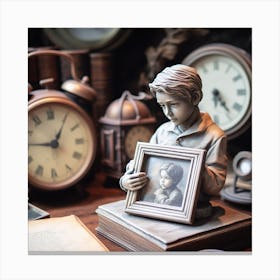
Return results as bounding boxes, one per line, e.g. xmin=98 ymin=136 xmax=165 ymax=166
xmin=125 ymin=142 xmax=206 ymax=224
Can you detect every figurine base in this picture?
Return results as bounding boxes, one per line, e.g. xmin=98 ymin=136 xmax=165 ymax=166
xmin=195 ymin=201 xmax=213 ymax=219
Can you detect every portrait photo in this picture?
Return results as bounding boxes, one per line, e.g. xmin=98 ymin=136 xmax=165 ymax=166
xmin=125 ymin=142 xmax=206 ymax=224
xmin=140 ymin=157 xmax=190 ymax=208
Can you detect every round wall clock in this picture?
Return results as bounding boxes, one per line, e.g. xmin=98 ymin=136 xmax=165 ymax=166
xmin=182 ymin=43 xmax=251 ymax=140
xmin=43 ymin=28 xmax=132 ymax=51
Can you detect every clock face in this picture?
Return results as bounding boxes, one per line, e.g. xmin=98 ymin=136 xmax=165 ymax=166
xmin=125 ymin=125 xmax=153 ymax=159
xmin=28 ymin=99 xmax=96 ymax=190
xmin=182 ymin=44 xmax=252 ymax=139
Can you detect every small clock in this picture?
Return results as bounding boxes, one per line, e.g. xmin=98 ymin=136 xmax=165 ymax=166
xmin=99 ymin=91 xmax=156 ymax=179
xmin=182 ymin=43 xmax=251 ymax=140
xmin=28 ymin=50 xmax=97 ymax=190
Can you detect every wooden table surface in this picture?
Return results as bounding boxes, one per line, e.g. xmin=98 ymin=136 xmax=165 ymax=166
xmin=29 ymin=171 xmax=252 ymax=252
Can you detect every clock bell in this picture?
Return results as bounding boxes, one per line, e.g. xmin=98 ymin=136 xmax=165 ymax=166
xmin=99 ymin=90 xmax=156 ymax=179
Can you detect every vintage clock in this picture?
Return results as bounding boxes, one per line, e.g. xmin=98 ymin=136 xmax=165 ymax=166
xmin=99 ymin=91 xmax=156 ymax=179
xmin=182 ymin=43 xmax=251 ymax=140
xmin=28 ymin=50 xmax=97 ymax=190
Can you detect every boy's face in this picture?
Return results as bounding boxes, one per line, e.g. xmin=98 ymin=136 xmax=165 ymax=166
xmin=160 ymin=170 xmax=174 ymax=189
xmin=156 ymin=92 xmax=196 ymax=126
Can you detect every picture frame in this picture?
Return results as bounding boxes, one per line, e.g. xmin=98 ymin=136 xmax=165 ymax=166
xmin=125 ymin=142 xmax=206 ymax=224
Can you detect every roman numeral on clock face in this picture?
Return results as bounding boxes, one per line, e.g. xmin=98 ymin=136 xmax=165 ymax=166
xmin=71 ymin=124 xmax=79 ymax=131
xmin=28 ymin=156 xmax=33 ymax=164
xmin=35 ymin=165 xmax=43 ymax=176
xmin=51 ymin=168 xmax=58 ymax=178
xmin=233 ymin=74 xmax=242 ymax=82
xmin=213 ymin=60 xmax=219 ymax=70
xmin=32 ymin=115 xmax=42 ymax=126
xmin=47 ymin=109 xmax=55 ymax=120
xmin=72 ymin=151 xmax=82 ymax=159
xmin=75 ymin=138 xmax=84 ymax=144
xmin=233 ymin=102 xmax=243 ymax=112
xmin=237 ymin=89 xmax=246 ymax=96
xmin=65 ymin=164 xmax=72 ymax=171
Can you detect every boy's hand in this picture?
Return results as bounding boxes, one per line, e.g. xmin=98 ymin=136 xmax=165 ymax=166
xmin=121 ymin=172 xmax=148 ymax=191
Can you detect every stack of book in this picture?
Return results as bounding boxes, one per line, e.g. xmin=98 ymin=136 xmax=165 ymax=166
xmin=90 ymin=53 xmax=114 ymax=120
xmin=96 ymin=200 xmax=251 ymax=252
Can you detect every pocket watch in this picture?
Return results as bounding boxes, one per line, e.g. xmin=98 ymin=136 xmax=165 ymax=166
xmin=28 ymin=50 xmax=97 ymax=190
xmin=182 ymin=43 xmax=251 ymax=140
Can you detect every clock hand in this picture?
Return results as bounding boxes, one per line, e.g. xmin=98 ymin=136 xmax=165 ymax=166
xmin=220 ymin=100 xmax=230 ymax=112
xmin=55 ymin=112 xmax=69 ymax=140
xmin=212 ymin=89 xmax=219 ymax=107
xmin=28 ymin=142 xmax=52 ymax=147
xmin=28 ymin=139 xmax=59 ymax=148
xmin=212 ymin=89 xmax=230 ymax=112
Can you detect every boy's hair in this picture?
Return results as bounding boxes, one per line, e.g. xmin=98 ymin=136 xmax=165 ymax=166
xmin=149 ymin=64 xmax=203 ymax=104
xmin=160 ymin=163 xmax=183 ymax=186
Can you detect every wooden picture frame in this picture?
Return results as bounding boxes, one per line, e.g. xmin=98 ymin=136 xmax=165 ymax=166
xmin=125 ymin=142 xmax=206 ymax=224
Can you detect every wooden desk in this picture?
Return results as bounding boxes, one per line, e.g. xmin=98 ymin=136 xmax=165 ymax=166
xmin=29 ymin=172 xmax=251 ymax=252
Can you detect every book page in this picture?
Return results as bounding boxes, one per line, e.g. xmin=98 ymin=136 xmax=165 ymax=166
xmin=29 ymin=215 xmax=108 ymax=253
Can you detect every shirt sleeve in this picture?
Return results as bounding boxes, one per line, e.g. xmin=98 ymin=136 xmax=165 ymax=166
xmin=202 ymin=135 xmax=228 ymax=196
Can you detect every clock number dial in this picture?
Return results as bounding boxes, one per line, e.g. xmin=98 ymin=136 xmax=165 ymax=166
xmin=47 ymin=108 xmax=55 ymax=120
xmin=32 ymin=115 xmax=42 ymax=126
xmin=51 ymin=168 xmax=58 ymax=178
xmin=28 ymin=156 xmax=33 ymax=164
xmin=71 ymin=123 xmax=79 ymax=131
xmin=28 ymin=101 xmax=95 ymax=190
xmin=65 ymin=164 xmax=72 ymax=171
xmin=213 ymin=60 xmax=219 ymax=70
xmin=35 ymin=165 xmax=44 ymax=176
xmin=75 ymin=138 xmax=84 ymax=144
xmin=233 ymin=102 xmax=243 ymax=112
xmin=237 ymin=89 xmax=246 ymax=96
xmin=72 ymin=151 xmax=82 ymax=160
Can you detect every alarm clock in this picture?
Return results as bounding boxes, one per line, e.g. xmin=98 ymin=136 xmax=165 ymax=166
xmin=28 ymin=50 xmax=97 ymax=191
xmin=182 ymin=43 xmax=251 ymax=140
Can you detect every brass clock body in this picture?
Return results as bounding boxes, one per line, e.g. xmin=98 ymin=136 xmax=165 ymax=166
xmin=182 ymin=43 xmax=251 ymax=140
xmin=28 ymin=91 xmax=96 ymax=190
xmin=99 ymin=91 xmax=156 ymax=179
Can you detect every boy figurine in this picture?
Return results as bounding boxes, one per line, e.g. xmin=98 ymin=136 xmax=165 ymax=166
xmin=120 ymin=64 xmax=227 ymax=218
xmin=154 ymin=163 xmax=183 ymax=207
